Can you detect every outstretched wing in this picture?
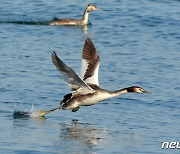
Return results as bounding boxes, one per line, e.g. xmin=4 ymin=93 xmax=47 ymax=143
xmin=52 ymin=51 xmax=94 ymax=95
xmin=80 ymin=38 xmax=100 ymax=86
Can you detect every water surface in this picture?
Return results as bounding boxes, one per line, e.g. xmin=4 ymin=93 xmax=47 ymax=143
xmin=0 ymin=0 xmax=180 ymax=153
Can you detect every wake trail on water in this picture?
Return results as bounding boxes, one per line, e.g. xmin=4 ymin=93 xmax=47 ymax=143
xmin=0 ymin=20 xmax=50 ymax=25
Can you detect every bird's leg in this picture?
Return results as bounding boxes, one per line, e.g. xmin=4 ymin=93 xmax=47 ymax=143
xmin=72 ymin=107 xmax=79 ymax=112
xmin=35 ymin=107 xmax=59 ymax=117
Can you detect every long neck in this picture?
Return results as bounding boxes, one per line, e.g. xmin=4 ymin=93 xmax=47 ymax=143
xmin=81 ymin=9 xmax=89 ymax=24
xmin=108 ymin=88 xmax=129 ymax=98
xmin=97 ymin=88 xmax=128 ymax=101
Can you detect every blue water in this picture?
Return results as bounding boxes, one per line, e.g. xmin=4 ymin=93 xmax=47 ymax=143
xmin=0 ymin=0 xmax=180 ymax=153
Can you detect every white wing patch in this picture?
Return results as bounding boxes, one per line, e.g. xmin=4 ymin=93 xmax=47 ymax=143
xmin=80 ymin=59 xmax=88 ymax=79
xmin=81 ymin=59 xmax=99 ymax=86
xmin=80 ymin=38 xmax=100 ymax=86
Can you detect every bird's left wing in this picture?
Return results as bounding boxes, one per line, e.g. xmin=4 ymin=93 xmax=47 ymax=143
xmin=52 ymin=51 xmax=94 ymax=95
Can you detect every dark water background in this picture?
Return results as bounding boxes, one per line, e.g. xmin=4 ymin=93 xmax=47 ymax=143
xmin=0 ymin=0 xmax=180 ymax=153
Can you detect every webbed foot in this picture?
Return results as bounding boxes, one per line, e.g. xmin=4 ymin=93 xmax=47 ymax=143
xmin=72 ymin=107 xmax=79 ymax=112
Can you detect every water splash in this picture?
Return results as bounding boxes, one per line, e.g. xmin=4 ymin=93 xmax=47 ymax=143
xmin=13 ymin=103 xmax=42 ymax=118
xmin=13 ymin=103 xmax=58 ymax=118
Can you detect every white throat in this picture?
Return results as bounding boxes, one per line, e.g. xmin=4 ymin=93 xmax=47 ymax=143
xmin=82 ymin=11 xmax=89 ymax=24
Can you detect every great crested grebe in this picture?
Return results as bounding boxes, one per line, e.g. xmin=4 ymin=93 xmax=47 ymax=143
xmin=49 ymin=4 xmax=101 ymax=26
xmin=47 ymin=38 xmax=150 ymax=113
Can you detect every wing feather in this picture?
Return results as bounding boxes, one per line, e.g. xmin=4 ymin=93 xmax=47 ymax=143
xmin=52 ymin=51 xmax=94 ymax=95
xmin=80 ymin=38 xmax=100 ymax=86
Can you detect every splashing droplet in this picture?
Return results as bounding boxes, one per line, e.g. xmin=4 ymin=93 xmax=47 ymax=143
xmin=13 ymin=103 xmax=41 ymax=118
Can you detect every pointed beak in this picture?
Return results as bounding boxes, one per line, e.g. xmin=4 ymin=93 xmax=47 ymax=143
xmin=143 ymin=90 xmax=151 ymax=94
xmin=96 ymin=7 xmax=102 ymax=11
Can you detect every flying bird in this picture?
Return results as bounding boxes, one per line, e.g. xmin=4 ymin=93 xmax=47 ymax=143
xmin=35 ymin=38 xmax=150 ymax=117
xmin=51 ymin=38 xmax=150 ymax=113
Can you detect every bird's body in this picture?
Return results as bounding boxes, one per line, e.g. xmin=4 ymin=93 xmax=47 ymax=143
xmin=50 ymin=19 xmax=83 ymax=26
xmin=50 ymin=4 xmax=101 ymax=26
xmin=61 ymin=85 xmax=113 ymax=109
xmin=51 ymin=38 xmax=150 ymax=112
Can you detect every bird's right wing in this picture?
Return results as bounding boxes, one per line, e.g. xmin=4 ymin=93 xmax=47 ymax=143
xmin=52 ymin=51 xmax=94 ymax=95
xmin=80 ymin=38 xmax=100 ymax=86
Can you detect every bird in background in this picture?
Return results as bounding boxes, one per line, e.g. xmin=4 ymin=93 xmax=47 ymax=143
xmin=49 ymin=4 xmax=101 ymax=26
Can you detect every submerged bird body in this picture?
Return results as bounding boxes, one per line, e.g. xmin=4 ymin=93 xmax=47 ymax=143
xmin=51 ymin=38 xmax=150 ymax=112
xmin=50 ymin=4 xmax=100 ymax=26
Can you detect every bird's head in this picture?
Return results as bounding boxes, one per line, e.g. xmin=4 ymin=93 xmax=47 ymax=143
xmin=127 ymin=86 xmax=151 ymax=93
xmin=86 ymin=4 xmax=101 ymax=12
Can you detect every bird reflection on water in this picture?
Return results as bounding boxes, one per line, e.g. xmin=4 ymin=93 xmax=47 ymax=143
xmin=12 ymin=103 xmax=107 ymax=146
xmin=58 ymin=119 xmax=107 ymax=150
xmin=13 ymin=116 xmax=108 ymax=153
